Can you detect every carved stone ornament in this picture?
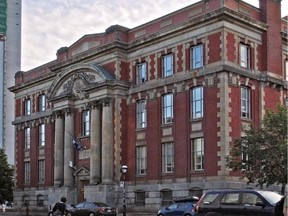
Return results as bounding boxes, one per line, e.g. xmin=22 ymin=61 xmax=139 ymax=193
xmin=47 ymin=63 xmax=115 ymax=101
xmin=60 ymin=72 xmax=95 ymax=100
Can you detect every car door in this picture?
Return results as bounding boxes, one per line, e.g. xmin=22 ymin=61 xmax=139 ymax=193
xmin=163 ymin=203 xmax=181 ymax=216
xmin=219 ymin=192 xmax=242 ymax=216
xmin=240 ymin=192 xmax=273 ymax=216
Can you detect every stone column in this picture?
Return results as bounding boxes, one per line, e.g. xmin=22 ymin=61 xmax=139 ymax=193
xmin=101 ymin=98 xmax=114 ymax=184
xmin=90 ymin=102 xmax=101 ymax=184
xmin=54 ymin=111 xmax=64 ymax=186
xmin=63 ymin=108 xmax=74 ymax=187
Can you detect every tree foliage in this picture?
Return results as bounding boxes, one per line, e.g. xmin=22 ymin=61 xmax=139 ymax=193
xmin=226 ymin=105 xmax=287 ymax=194
xmin=0 ymin=149 xmax=14 ymax=201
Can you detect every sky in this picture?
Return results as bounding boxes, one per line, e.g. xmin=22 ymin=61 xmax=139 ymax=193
xmin=21 ymin=0 xmax=288 ymax=71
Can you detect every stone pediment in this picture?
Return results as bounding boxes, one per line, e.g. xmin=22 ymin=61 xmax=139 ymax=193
xmin=75 ymin=166 xmax=90 ymax=177
xmin=47 ymin=63 xmax=115 ymax=101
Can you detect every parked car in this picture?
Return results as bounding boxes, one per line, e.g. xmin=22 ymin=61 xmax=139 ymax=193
xmin=48 ymin=204 xmax=74 ymax=216
xmin=194 ymin=189 xmax=282 ymax=216
xmin=158 ymin=196 xmax=199 ymax=216
xmin=66 ymin=201 xmax=116 ymax=216
xmin=275 ymin=195 xmax=288 ymax=216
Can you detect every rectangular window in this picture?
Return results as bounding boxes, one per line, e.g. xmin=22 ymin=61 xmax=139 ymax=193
xmin=162 ymin=54 xmax=173 ymax=77
xmin=136 ymin=62 xmax=147 ymax=84
xmin=162 ymin=142 xmax=174 ymax=173
xmin=25 ymin=99 xmax=31 ymax=115
xmin=191 ymin=86 xmax=204 ymax=119
xmin=82 ymin=110 xmax=90 ymax=136
xmin=285 ymin=60 xmax=288 ymax=81
xmin=39 ymin=124 xmax=45 ymax=146
xmin=135 ymin=191 xmax=145 ymax=206
xmin=191 ymin=44 xmax=203 ymax=69
xmin=24 ymin=162 xmax=31 ymax=184
xmin=39 ymin=94 xmax=46 ymax=112
xmin=136 ymin=100 xmax=147 ymax=128
xmin=240 ymin=44 xmax=251 ymax=69
xmin=25 ymin=127 xmax=31 ymax=149
xmin=161 ymin=190 xmax=173 ymax=206
xmin=38 ymin=160 xmax=45 ymax=183
xmin=191 ymin=138 xmax=204 ymax=171
xmin=162 ymin=93 xmax=173 ymax=124
xmin=241 ymin=86 xmax=251 ymax=118
xmin=136 ymin=146 xmax=147 ymax=175
xmin=241 ymin=140 xmax=250 ymax=171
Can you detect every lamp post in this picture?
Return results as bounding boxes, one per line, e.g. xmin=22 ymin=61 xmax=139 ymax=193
xmin=121 ymin=165 xmax=128 ymax=216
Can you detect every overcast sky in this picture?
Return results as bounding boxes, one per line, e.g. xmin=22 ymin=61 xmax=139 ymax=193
xmin=21 ymin=0 xmax=288 ymax=71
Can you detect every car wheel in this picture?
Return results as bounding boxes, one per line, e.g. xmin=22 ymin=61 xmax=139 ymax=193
xmin=88 ymin=213 xmax=95 ymax=216
xmin=47 ymin=212 xmax=53 ymax=216
xmin=158 ymin=214 xmax=164 ymax=216
xmin=66 ymin=213 xmax=73 ymax=216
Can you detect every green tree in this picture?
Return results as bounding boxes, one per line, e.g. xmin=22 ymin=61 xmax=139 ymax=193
xmin=0 ymin=149 xmax=14 ymax=201
xmin=226 ymin=105 xmax=287 ymax=194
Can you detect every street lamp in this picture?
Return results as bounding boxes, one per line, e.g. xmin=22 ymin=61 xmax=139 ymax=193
xmin=121 ymin=165 xmax=128 ymax=216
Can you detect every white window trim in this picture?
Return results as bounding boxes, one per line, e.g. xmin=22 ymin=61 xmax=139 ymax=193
xmin=240 ymin=44 xmax=251 ymax=69
xmin=192 ymin=138 xmax=204 ymax=171
xmin=240 ymin=86 xmax=251 ymax=119
xmin=162 ymin=142 xmax=174 ymax=173
xmin=191 ymin=44 xmax=204 ymax=69
xmin=136 ymin=62 xmax=147 ymax=84
xmin=136 ymin=100 xmax=147 ymax=128
xmin=136 ymin=146 xmax=147 ymax=175
xmin=162 ymin=54 xmax=173 ymax=77
xmin=162 ymin=94 xmax=173 ymax=124
xmin=191 ymin=86 xmax=204 ymax=119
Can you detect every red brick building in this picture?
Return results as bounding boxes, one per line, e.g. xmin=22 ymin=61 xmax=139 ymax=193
xmin=10 ymin=0 xmax=288 ymax=213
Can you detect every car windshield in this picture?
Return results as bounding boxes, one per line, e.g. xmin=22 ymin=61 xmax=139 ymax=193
xmin=257 ymin=191 xmax=282 ymax=205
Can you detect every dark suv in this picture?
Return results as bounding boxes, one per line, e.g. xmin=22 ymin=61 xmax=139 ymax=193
xmin=195 ymin=189 xmax=282 ymax=216
xmin=158 ymin=197 xmax=199 ymax=216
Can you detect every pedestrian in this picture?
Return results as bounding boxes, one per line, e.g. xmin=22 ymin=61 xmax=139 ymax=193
xmin=0 ymin=193 xmax=5 ymax=213
xmin=52 ymin=197 xmax=67 ymax=216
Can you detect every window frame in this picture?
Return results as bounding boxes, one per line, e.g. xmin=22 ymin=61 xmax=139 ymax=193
xmin=240 ymin=43 xmax=251 ymax=69
xmin=82 ymin=110 xmax=90 ymax=136
xmin=162 ymin=142 xmax=174 ymax=173
xmin=191 ymin=44 xmax=204 ymax=69
xmin=191 ymin=86 xmax=204 ymax=119
xmin=24 ymin=162 xmax=31 ymax=184
xmin=162 ymin=93 xmax=173 ymax=124
xmin=25 ymin=99 xmax=31 ymax=115
xmin=162 ymin=54 xmax=173 ymax=77
xmin=136 ymin=146 xmax=147 ymax=175
xmin=136 ymin=62 xmax=147 ymax=84
xmin=240 ymin=86 xmax=251 ymax=119
xmin=24 ymin=127 xmax=31 ymax=149
xmin=136 ymin=100 xmax=147 ymax=129
xmin=38 ymin=94 xmax=46 ymax=112
xmin=38 ymin=124 xmax=45 ymax=147
xmin=191 ymin=138 xmax=204 ymax=171
xmin=38 ymin=160 xmax=45 ymax=183
xmin=285 ymin=60 xmax=288 ymax=81
xmin=135 ymin=191 xmax=145 ymax=206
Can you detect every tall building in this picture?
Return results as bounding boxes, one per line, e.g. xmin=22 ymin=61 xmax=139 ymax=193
xmin=9 ymin=0 xmax=287 ymax=214
xmin=0 ymin=0 xmax=21 ymax=165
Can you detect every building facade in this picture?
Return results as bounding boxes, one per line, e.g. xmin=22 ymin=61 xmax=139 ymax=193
xmin=10 ymin=0 xmax=287 ymax=213
xmin=0 ymin=0 xmax=21 ymax=165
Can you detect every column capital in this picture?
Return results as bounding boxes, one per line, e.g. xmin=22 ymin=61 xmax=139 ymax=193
xmin=100 ymin=97 xmax=113 ymax=107
xmin=52 ymin=110 xmax=64 ymax=118
xmin=63 ymin=107 xmax=74 ymax=116
xmin=89 ymin=100 xmax=102 ymax=109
